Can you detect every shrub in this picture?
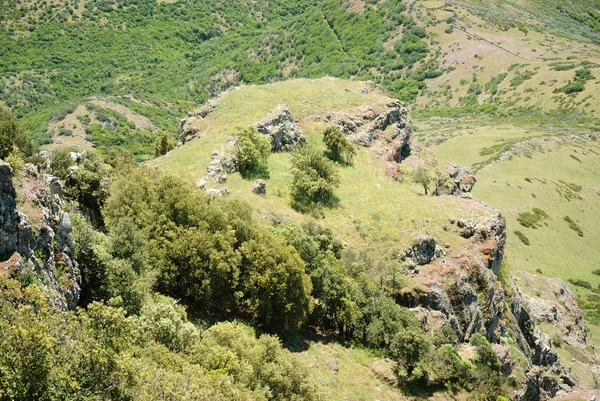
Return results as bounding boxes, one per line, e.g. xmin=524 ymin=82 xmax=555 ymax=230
xmin=323 ymin=126 xmax=355 ymax=163
xmin=514 ymin=230 xmax=530 ymax=245
xmin=154 ymin=131 xmax=174 ymax=156
xmin=568 ymin=279 xmax=592 ymax=289
xmin=290 ymin=146 xmax=340 ymax=205
xmin=0 ymin=107 xmax=33 ymax=159
xmin=233 ymin=126 xmax=271 ymax=176
xmin=564 ymin=216 xmax=583 ymax=237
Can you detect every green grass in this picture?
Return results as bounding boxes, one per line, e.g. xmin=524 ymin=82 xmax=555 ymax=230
xmin=152 ymin=78 xmax=488 ymax=258
xmin=423 ymin=113 xmax=600 ymax=343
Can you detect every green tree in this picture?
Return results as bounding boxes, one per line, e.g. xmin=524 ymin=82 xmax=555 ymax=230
xmin=290 ymin=147 xmax=340 ymax=205
xmin=240 ymin=230 xmax=313 ymax=331
xmin=0 ymin=107 xmax=33 ymax=160
xmin=233 ymin=126 xmax=271 ymax=175
xmin=154 ymin=131 xmax=174 ymax=156
xmin=389 ymin=328 xmax=430 ymax=378
xmin=322 ymin=126 xmax=356 ymax=163
xmin=411 ymin=166 xmax=433 ymax=195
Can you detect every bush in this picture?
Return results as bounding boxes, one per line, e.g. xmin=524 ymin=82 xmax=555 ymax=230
xmin=323 ymin=126 xmax=355 ymax=163
xmin=513 ymin=230 xmax=530 ymax=245
xmin=233 ymin=126 xmax=271 ymax=176
xmin=290 ymin=146 xmax=340 ymax=205
xmin=154 ymin=131 xmax=174 ymax=156
xmin=564 ymin=216 xmax=583 ymax=237
xmin=0 ymin=107 xmax=33 ymax=159
xmin=568 ymin=279 xmax=592 ymax=289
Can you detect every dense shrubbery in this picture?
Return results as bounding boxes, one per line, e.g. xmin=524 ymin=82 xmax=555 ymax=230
xmin=0 ymin=275 xmax=321 ymax=401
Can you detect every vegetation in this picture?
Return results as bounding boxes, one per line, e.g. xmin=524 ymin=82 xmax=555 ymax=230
xmin=234 ymin=126 xmax=271 ymax=177
xmin=290 ymin=147 xmax=340 ymax=206
xmin=323 ymin=126 xmax=355 ymax=163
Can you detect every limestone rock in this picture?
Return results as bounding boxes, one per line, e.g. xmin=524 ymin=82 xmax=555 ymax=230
xmin=255 ymin=105 xmax=306 ymax=151
xmin=0 ymin=159 xmax=80 ymax=311
xmin=179 ymin=98 xmax=217 ymax=144
xmin=323 ymin=100 xmax=413 ymax=162
xmin=221 ymin=154 xmax=238 ymax=174
xmin=438 ymin=162 xmax=477 ymax=196
xmin=206 ymin=188 xmax=230 ymax=197
xmin=401 ymin=236 xmax=443 ymax=266
xmin=251 ymin=179 xmax=266 ymax=195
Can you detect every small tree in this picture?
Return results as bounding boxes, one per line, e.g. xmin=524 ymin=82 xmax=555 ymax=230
xmin=323 ymin=126 xmax=356 ymax=163
xmin=233 ymin=126 xmax=270 ymax=175
xmin=0 ymin=107 xmax=33 ymax=160
xmin=291 ymin=147 xmax=340 ymax=205
xmin=411 ymin=166 xmax=432 ymax=195
xmin=154 ymin=132 xmax=173 ymax=156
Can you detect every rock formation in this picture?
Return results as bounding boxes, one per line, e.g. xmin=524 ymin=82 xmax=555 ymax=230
xmin=251 ymin=179 xmax=266 ymax=195
xmin=0 ymin=160 xmax=81 ymax=310
xmin=179 ymin=98 xmax=217 ymax=144
xmin=437 ymin=162 xmax=477 ymax=196
xmin=255 ymin=105 xmax=306 ymax=151
xmin=323 ymin=100 xmax=413 ymax=162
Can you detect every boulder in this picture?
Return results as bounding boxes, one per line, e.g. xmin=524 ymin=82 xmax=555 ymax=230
xmin=255 ymin=105 xmax=306 ymax=151
xmin=45 ymin=175 xmax=64 ymax=197
xmin=251 ymin=179 xmax=266 ymax=195
xmin=401 ymin=236 xmax=443 ymax=266
xmin=438 ymin=162 xmax=477 ymax=196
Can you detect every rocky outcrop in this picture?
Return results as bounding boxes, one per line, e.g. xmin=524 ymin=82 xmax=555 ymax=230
xmin=395 ymin=208 xmax=589 ymax=399
xmin=400 ymin=236 xmax=444 ymax=266
xmin=323 ymin=100 xmax=413 ymax=162
xmin=255 ymin=105 xmax=306 ymax=151
xmin=0 ymin=160 xmax=81 ymax=310
xmin=179 ymin=98 xmax=217 ymax=144
xmin=437 ymin=162 xmax=477 ymax=196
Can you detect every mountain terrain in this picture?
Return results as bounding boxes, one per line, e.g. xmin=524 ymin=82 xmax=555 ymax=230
xmin=1 ymin=0 xmax=600 ymax=400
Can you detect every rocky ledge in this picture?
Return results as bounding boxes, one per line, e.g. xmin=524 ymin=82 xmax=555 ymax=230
xmin=0 ymin=160 xmax=80 ymax=310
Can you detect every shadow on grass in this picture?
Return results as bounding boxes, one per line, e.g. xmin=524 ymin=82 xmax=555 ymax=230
xmin=277 ymin=328 xmax=347 ymax=353
xmin=324 ymin=150 xmax=353 ymax=167
xmin=240 ymin=163 xmax=270 ymax=180
xmin=291 ymin=193 xmax=340 ymax=218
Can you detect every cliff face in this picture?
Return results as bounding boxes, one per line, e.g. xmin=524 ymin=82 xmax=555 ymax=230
xmin=394 ymin=205 xmax=598 ymax=399
xmin=0 ymin=160 xmax=80 ymax=310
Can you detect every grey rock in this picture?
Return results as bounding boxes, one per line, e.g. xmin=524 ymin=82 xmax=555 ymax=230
xmin=255 ymin=105 xmax=306 ymax=151
xmin=196 ymin=178 xmax=206 ymax=189
xmin=221 ymin=154 xmax=238 ymax=174
xmin=251 ymin=179 xmax=266 ymax=195
xmin=206 ymin=188 xmax=230 ymax=197
xmin=437 ymin=163 xmax=477 ymax=196
xmin=401 ymin=236 xmax=443 ymax=265
xmin=323 ymin=100 xmax=413 ymax=162
xmin=23 ymin=163 xmax=38 ymax=178
xmin=0 ymin=159 xmax=81 ymax=311
xmin=45 ymin=175 xmax=64 ymax=197
xmin=179 ymin=99 xmax=217 ymax=144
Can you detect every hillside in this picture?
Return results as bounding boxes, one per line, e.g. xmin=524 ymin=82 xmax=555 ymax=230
xmin=151 ymin=77 xmax=600 ymax=395
xmin=1 ymin=0 xmax=600 ymax=399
